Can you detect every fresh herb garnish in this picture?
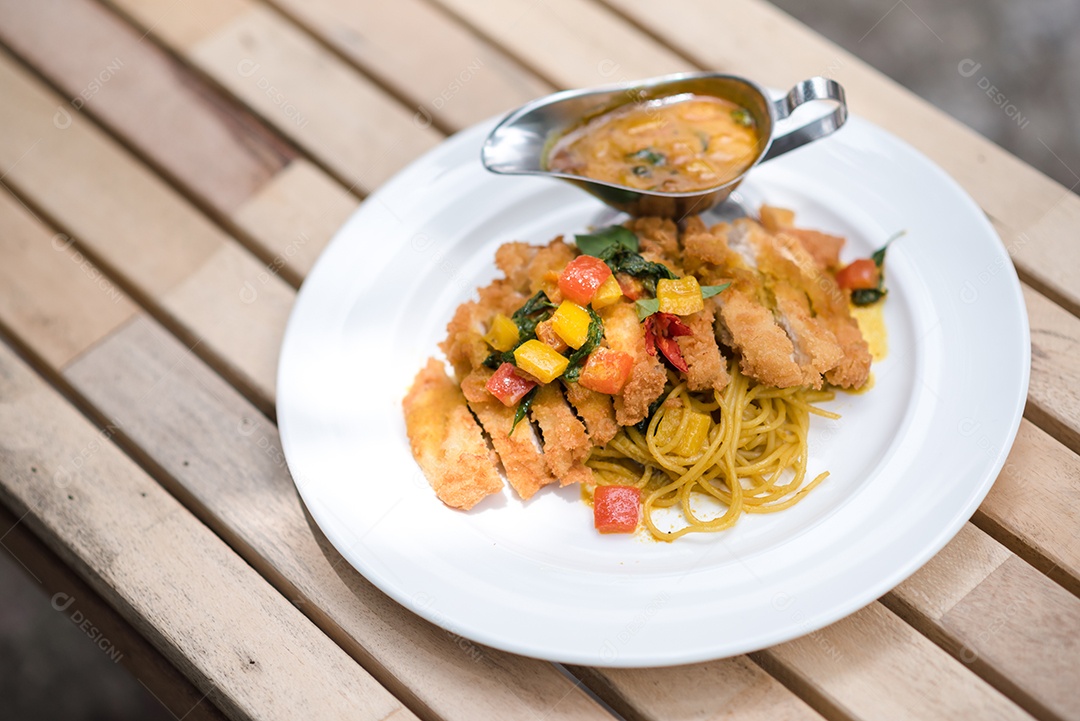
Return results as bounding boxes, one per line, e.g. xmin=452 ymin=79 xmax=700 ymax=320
xmin=510 ymin=386 xmax=538 ymax=434
xmin=851 ymin=231 xmax=903 ymax=307
xmin=628 ymin=148 xmax=665 ymax=165
xmin=563 ymin=307 xmax=605 ymax=382
xmin=482 ymin=291 xmax=557 ymax=367
xmin=695 ymin=130 xmax=710 ymax=152
xmin=731 ymin=108 xmax=754 ymax=128
xmin=635 ymin=298 xmax=660 ymax=321
xmin=700 ymin=283 xmax=730 ymax=300
xmin=575 ymin=226 xmax=639 ymax=257
xmin=632 ymin=165 xmax=651 ymax=177
xmin=603 ymin=248 xmax=678 ymax=295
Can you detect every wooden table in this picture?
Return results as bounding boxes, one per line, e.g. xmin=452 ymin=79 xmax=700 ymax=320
xmin=1 ymin=1 xmax=1078 ymax=719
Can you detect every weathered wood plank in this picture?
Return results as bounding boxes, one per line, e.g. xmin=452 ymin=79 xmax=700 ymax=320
xmin=0 ymin=339 xmax=416 ymax=721
xmin=62 ymin=315 xmax=613 ymax=721
xmin=0 ymin=49 xmax=290 ymax=412
xmin=264 ymin=0 xmax=553 ymax=132
xmin=0 ymin=189 xmax=137 ymax=369
xmin=1023 ymin=285 xmax=1080 ymax=455
xmin=0 ymin=0 xmax=294 ymax=213
xmin=106 ymin=0 xmax=442 ymax=194
xmin=976 ymin=421 xmax=1080 ymax=597
xmin=889 ymin=524 xmax=1080 ymax=721
xmin=0 ymin=503 xmax=230 ymax=721
xmin=752 ymin=602 xmax=1032 ymax=721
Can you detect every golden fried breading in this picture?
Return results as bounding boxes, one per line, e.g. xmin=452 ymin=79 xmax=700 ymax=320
xmin=526 ymin=238 xmax=576 ymax=300
xmin=461 ymin=368 xmax=558 ymax=500
xmin=495 ymin=241 xmax=539 ymax=292
xmin=530 ymin=384 xmax=593 ymax=487
xmin=403 ymin=359 xmax=503 ymax=510
xmin=785 ymin=228 xmax=844 ymax=271
xmin=440 ymin=278 xmax=524 ymax=379
xmin=674 ymin=303 xmax=729 ymax=393
xmin=628 ymin=217 xmax=682 ymax=273
xmin=601 ymin=300 xmax=667 ymax=426
xmin=563 ymin=381 xmax=619 ymax=446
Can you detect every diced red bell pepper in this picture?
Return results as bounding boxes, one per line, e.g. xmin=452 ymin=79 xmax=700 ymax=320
xmin=485 ymin=362 xmax=537 ymax=407
xmin=593 ymin=485 xmax=641 ymax=534
xmin=835 ymin=258 xmax=879 ymax=290
xmin=558 ymin=255 xmax=613 ymax=306
xmin=578 ymin=348 xmax=634 ymax=395
xmin=643 ymin=312 xmax=693 ymax=372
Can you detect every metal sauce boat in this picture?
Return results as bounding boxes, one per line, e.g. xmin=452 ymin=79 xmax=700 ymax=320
xmin=481 ymin=72 xmax=848 ymax=218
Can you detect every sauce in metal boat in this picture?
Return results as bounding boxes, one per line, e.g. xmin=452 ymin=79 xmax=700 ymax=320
xmin=546 ymin=94 xmax=761 ymax=193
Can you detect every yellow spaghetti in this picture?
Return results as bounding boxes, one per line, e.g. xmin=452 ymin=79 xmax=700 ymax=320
xmin=586 ymin=363 xmax=839 ymax=540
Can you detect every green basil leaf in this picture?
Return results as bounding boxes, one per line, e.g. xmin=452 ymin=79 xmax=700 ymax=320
xmin=634 ymin=393 xmax=667 ymax=434
xmin=510 ymin=386 xmax=538 ymax=435
xmin=563 ymin=307 xmax=605 ymax=382
xmin=575 ymin=226 xmax=639 ymax=257
xmin=700 ymin=282 xmax=730 ymax=300
xmin=731 ymin=108 xmax=754 ymax=128
xmin=851 ymin=288 xmax=887 ymax=306
xmin=635 ymin=298 xmax=660 ymax=321
xmin=871 ymin=230 xmax=905 ymax=267
xmin=628 ymin=148 xmax=665 ymax=165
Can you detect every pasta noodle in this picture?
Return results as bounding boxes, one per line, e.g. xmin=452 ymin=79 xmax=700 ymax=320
xmin=586 ymin=363 xmax=839 ymax=540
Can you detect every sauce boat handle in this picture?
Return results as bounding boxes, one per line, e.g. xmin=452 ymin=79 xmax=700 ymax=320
xmin=761 ymin=77 xmax=848 ymax=162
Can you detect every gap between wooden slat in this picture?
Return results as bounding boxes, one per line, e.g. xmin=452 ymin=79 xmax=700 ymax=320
xmin=253 ymin=0 xmax=455 ymax=137
xmin=0 ymin=40 xmax=305 ymax=291
xmin=0 ymin=176 xmax=276 ymax=420
xmin=93 ymin=0 xmax=373 ymax=204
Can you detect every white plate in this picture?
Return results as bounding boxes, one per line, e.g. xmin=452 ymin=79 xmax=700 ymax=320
xmin=277 ymin=114 xmax=1029 ymax=666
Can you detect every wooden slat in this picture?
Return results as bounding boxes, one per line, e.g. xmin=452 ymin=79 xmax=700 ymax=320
xmin=0 ymin=189 xmax=138 ymax=369
xmin=263 ymin=0 xmax=553 ymax=132
xmin=0 ymin=49 xmax=289 ymax=413
xmin=63 ymin=316 xmax=614 ymax=721
xmin=105 ymin=0 xmax=442 ymax=195
xmin=1023 ymin=285 xmax=1080 ymax=455
xmin=976 ymin=421 xmax=1080 ymax=597
xmin=0 ymin=340 xmax=416 ymax=721
xmin=594 ymin=0 xmax=1080 ymax=317
xmin=751 ymin=603 xmax=1029 ymax=721
xmin=887 ymin=524 xmax=1080 ymax=721
xmin=571 ymin=657 xmax=824 ymax=721
xmin=0 ymin=503 xmax=230 ymax=721
xmin=0 ymin=0 xmax=350 ymax=283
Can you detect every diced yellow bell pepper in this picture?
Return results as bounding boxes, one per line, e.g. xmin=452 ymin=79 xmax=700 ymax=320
xmin=657 ymin=276 xmax=704 ymax=315
xmin=550 ymin=301 xmax=592 ymax=349
xmin=590 ymin=274 xmax=623 ymax=309
xmin=655 ymin=407 xmax=712 ymax=456
xmin=513 ymin=340 xmax=569 ymax=383
xmin=483 ymin=313 xmax=519 ymax=352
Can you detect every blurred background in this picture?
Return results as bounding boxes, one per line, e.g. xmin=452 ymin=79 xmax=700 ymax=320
xmin=0 ymin=0 xmax=1075 ymax=719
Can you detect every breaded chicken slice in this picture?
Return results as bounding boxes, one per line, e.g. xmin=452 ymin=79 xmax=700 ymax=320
xmin=461 ymin=368 xmax=558 ymax=500
xmin=746 ymin=221 xmax=844 ymax=388
xmin=685 ymin=219 xmax=805 ymax=388
xmin=526 ymin=237 xmax=576 ymax=301
xmin=771 ymin=231 xmax=871 ymax=388
xmin=627 ymin=217 xmax=683 ymax=273
xmin=495 ymin=241 xmax=538 ymax=292
xmin=760 ymin=204 xmax=843 ymax=271
xmin=530 ymin=384 xmax=594 ymax=487
xmin=674 ymin=303 xmax=730 ymax=393
xmin=440 ymin=279 xmax=525 ymax=379
xmin=403 ymin=359 xmax=503 ymax=510
xmin=601 ymin=300 xmax=667 ymax=426
xmin=563 ymin=381 xmax=619 ymax=446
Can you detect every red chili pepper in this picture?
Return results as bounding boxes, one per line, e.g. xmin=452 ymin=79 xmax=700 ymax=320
xmin=643 ymin=312 xmax=693 ymax=372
